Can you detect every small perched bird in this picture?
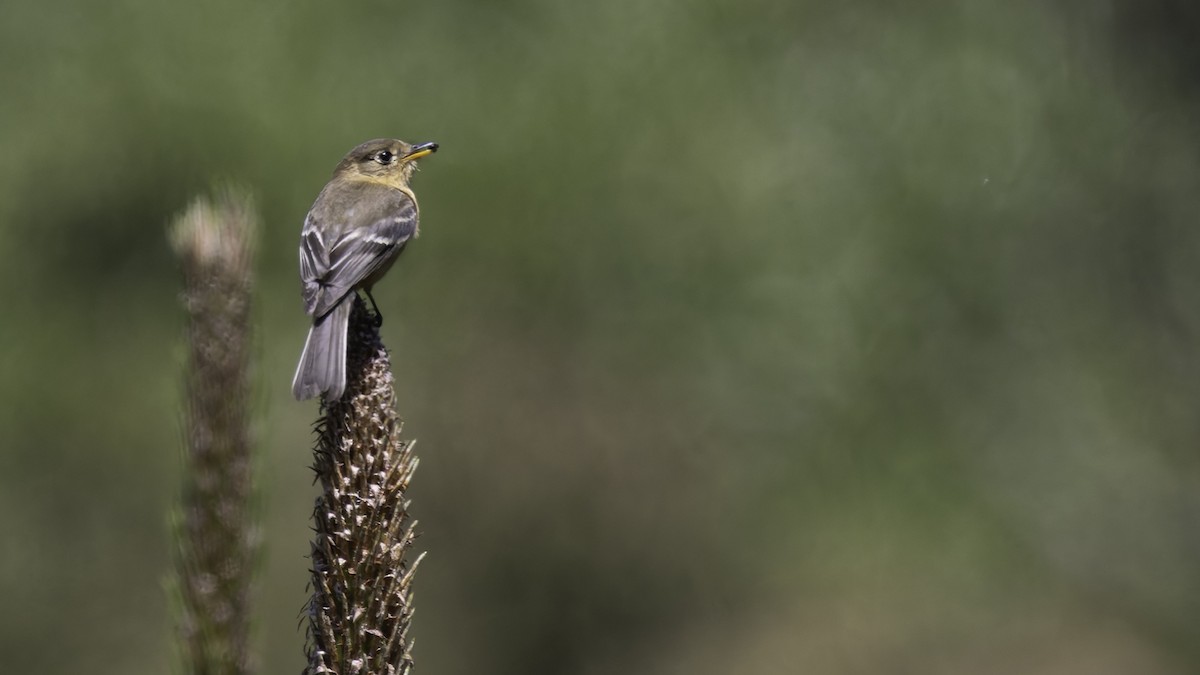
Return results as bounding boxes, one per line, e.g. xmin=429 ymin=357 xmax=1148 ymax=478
xmin=292 ymin=138 xmax=438 ymax=401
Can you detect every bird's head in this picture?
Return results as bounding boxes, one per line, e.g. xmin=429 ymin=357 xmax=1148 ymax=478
xmin=335 ymin=138 xmax=438 ymax=188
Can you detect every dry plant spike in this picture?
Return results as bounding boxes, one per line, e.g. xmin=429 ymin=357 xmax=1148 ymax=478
xmin=306 ymin=298 xmax=422 ymax=675
xmin=169 ymin=187 xmax=261 ymax=675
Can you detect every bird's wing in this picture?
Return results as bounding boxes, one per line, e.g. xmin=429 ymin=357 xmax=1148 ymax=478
xmin=300 ymin=185 xmax=418 ymax=319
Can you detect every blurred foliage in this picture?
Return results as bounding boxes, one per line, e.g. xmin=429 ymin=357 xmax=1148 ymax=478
xmin=2 ymin=1 xmax=1200 ymax=674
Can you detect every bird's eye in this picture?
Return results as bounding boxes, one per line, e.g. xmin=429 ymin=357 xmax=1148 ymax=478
xmin=375 ymin=150 xmax=394 ymax=164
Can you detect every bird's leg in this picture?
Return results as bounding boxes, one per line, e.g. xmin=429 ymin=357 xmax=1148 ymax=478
xmin=362 ymin=288 xmax=384 ymax=327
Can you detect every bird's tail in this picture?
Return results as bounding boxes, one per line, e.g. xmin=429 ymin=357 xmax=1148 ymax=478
xmin=292 ymin=298 xmax=353 ymax=401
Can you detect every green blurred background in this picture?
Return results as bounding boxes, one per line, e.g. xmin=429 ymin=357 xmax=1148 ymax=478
xmin=4 ymin=1 xmax=1200 ymax=673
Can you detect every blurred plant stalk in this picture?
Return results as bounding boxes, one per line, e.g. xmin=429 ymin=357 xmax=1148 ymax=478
xmin=169 ymin=189 xmax=261 ymax=675
xmin=306 ymin=298 xmax=423 ymax=675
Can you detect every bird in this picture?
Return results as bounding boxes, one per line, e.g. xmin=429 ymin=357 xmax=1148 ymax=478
xmin=292 ymin=138 xmax=438 ymax=401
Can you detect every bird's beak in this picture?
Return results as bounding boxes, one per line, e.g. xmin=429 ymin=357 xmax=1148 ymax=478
xmin=404 ymin=142 xmax=439 ymax=161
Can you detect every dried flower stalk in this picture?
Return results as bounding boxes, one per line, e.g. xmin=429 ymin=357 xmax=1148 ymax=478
xmin=169 ymin=188 xmax=260 ymax=675
xmin=306 ymin=298 xmax=423 ymax=675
